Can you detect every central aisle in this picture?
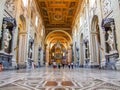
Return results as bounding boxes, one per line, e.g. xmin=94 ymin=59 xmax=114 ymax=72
xmin=0 ymin=67 xmax=120 ymax=90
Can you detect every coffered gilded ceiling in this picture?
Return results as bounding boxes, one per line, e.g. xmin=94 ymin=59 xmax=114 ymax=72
xmin=36 ymin=0 xmax=83 ymax=31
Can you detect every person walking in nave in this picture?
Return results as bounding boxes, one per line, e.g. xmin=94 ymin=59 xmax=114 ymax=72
xmin=58 ymin=63 xmax=61 ymax=69
xmin=71 ymin=62 xmax=74 ymax=69
xmin=68 ymin=63 xmax=71 ymax=69
xmin=53 ymin=62 xmax=57 ymax=69
xmin=62 ymin=63 xmax=65 ymax=69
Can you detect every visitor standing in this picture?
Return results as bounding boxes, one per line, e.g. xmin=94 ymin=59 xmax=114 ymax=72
xmin=53 ymin=62 xmax=57 ymax=69
xmin=71 ymin=62 xmax=74 ymax=69
xmin=62 ymin=63 xmax=65 ymax=69
xmin=58 ymin=63 xmax=61 ymax=69
xmin=68 ymin=63 xmax=71 ymax=69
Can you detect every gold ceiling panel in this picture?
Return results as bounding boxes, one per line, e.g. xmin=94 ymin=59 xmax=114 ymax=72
xmin=36 ymin=0 xmax=82 ymax=29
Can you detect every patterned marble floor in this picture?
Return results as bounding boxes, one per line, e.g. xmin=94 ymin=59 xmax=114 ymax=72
xmin=0 ymin=67 xmax=120 ymax=90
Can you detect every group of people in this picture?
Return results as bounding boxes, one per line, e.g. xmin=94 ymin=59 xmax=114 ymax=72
xmin=52 ymin=62 xmax=74 ymax=69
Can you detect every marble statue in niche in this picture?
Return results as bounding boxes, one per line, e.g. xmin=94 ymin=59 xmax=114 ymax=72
xmin=106 ymin=30 xmax=114 ymax=51
xmin=0 ymin=30 xmax=2 ymax=39
xmin=28 ymin=39 xmax=34 ymax=59
xmin=2 ymin=21 xmax=12 ymax=50
xmin=29 ymin=47 xmax=32 ymax=59
xmin=1 ymin=18 xmax=16 ymax=53
xmin=4 ymin=29 xmax=12 ymax=49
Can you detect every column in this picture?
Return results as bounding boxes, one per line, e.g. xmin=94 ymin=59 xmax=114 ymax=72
xmin=45 ymin=44 xmax=49 ymax=66
xmin=69 ymin=44 xmax=72 ymax=62
xmin=68 ymin=48 xmax=72 ymax=63
xmin=19 ymin=33 xmax=27 ymax=64
xmin=11 ymin=27 xmax=17 ymax=68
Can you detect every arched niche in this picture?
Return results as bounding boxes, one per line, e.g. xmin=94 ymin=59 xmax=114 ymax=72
xmin=45 ymin=30 xmax=72 ymax=65
xmin=101 ymin=18 xmax=118 ymax=53
xmin=0 ymin=17 xmax=16 ymax=69
xmin=0 ymin=17 xmax=16 ymax=53
xmin=45 ymin=30 xmax=72 ymax=45
xmin=16 ymin=14 xmax=27 ymax=68
xmin=50 ymin=41 xmax=66 ymax=64
xmin=90 ymin=15 xmax=101 ymax=67
xmin=101 ymin=18 xmax=119 ymax=70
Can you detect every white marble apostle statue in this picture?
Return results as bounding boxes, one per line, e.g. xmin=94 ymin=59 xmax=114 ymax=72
xmin=4 ymin=29 xmax=12 ymax=49
xmin=106 ymin=30 xmax=114 ymax=51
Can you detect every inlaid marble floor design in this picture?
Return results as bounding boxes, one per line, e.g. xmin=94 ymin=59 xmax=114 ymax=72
xmin=0 ymin=67 xmax=120 ymax=90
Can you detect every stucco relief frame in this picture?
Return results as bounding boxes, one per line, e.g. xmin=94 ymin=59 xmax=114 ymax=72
xmin=102 ymin=0 xmax=113 ymax=18
xmin=5 ymin=0 xmax=17 ymax=17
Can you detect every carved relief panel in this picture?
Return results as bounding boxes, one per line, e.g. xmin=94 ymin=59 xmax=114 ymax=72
xmin=102 ymin=0 xmax=112 ymax=18
xmin=5 ymin=0 xmax=17 ymax=17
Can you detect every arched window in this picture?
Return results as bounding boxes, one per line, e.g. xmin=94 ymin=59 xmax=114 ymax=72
xmin=35 ymin=16 xmax=38 ymax=27
xmin=22 ymin=0 xmax=28 ymax=7
xmin=90 ymin=0 xmax=95 ymax=7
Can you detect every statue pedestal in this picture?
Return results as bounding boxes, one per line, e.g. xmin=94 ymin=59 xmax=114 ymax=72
xmin=11 ymin=57 xmax=17 ymax=69
xmin=0 ymin=51 xmax=13 ymax=70
xmin=115 ymin=58 xmax=120 ymax=70
xmin=84 ymin=59 xmax=90 ymax=68
xmin=100 ymin=58 xmax=106 ymax=68
xmin=105 ymin=51 xmax=119 ymax=70
xmin=87 ymin=61 xmax=99 ymax=68
xmin=27 ymin=58 xmax=33 ymax=69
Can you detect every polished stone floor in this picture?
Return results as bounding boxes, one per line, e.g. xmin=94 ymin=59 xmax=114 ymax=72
xmin=0 ymin=67 xmax=120 ymax=90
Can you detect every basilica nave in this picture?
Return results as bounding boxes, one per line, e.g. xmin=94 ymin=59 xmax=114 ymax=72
xmin=0 ymin=0 xmax=120 ymax=90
